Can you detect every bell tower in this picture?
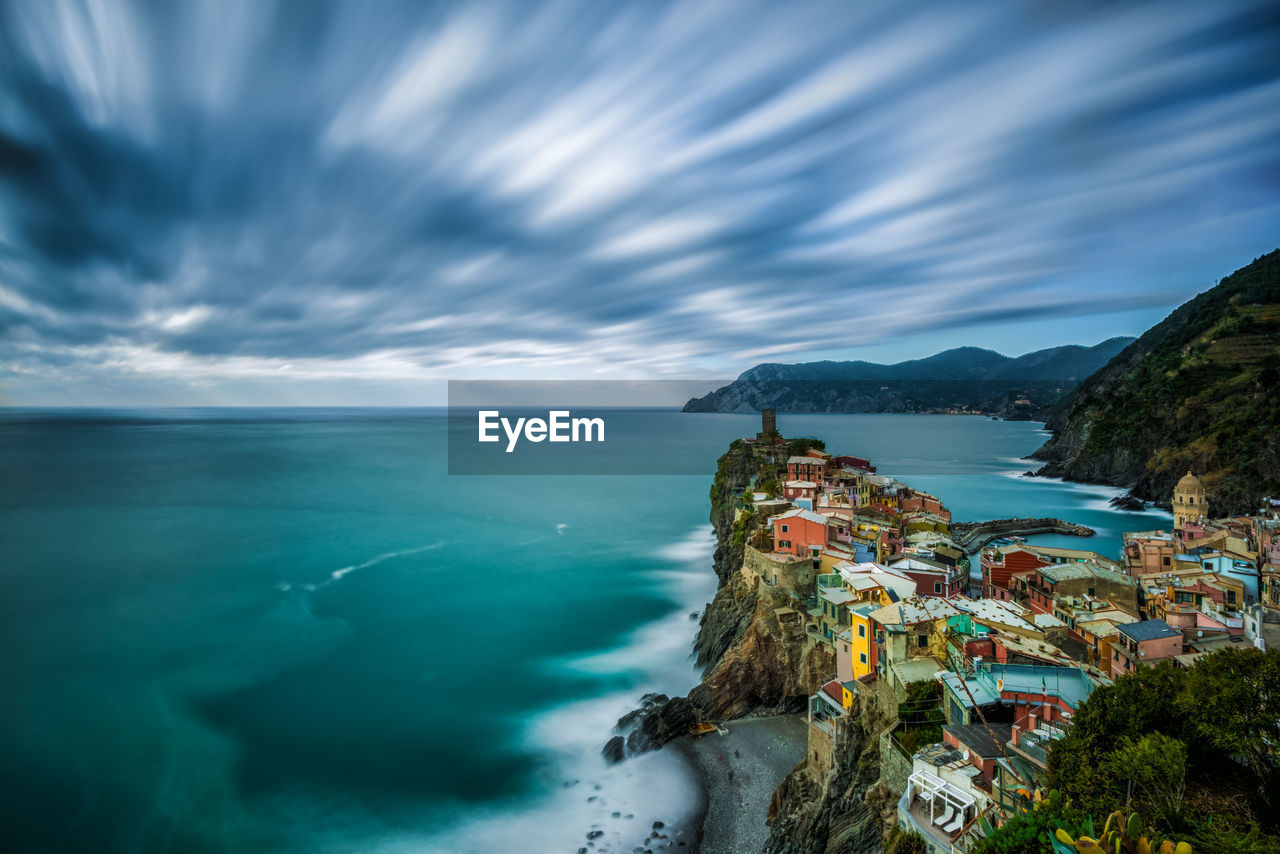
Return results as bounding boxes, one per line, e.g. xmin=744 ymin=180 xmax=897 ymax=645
xmin=1172 ymin=471 xmax=1208 ymax=531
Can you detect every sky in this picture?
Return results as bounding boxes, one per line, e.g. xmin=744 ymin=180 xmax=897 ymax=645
xmin=0 ymin=0 xmax=1278 ymax=406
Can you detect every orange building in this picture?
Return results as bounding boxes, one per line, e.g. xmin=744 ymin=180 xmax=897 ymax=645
xmin=771 ymin=508 xmax=828 ymax=557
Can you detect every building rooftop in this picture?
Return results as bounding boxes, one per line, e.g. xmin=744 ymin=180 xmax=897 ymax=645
xmin=891 ymin=657 xmax=942 ymax=685
xmin=945 ymin=723 xmax=1014 ymax=759
xmin=941 ymin=662 xmax=1099 ymax=710
xmin=1037 ymin=562 xmax=1133 ymax=586
xmin=955 ymin=598 xmax=1039 ymax=633
xmin=870 ymin=595 xmax=965 ymax=628
xmin=772 ymin=507 xmax=826 ymax=525
xmin=1032 ymin=612 xmax=1067 ymax=629
xmin=1077 ymin=618 xmax=1124 ymax=638
xmin=891 ymin=555 xmax=952 ymax=573
xmin=821 ymin=588 xmax=858 ymax=606
xmin=788 ymin=456 xmax=826 ymax=465
xmin=1117 ymin=619 xmax=1181 ymax=642
xmin=820 ymin=679 xmax=844 ymax=704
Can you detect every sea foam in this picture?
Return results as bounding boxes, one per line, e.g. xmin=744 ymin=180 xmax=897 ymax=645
xmin=405 ymin=526 xmax=717 ymax=854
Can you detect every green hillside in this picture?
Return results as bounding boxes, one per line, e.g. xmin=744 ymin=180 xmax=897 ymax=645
xmin=1033 ymin=249 xmax=1280 ymax=514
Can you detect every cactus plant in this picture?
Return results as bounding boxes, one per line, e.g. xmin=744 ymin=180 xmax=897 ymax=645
xmin=1051 ymin=810 xmax=1192 ymax=854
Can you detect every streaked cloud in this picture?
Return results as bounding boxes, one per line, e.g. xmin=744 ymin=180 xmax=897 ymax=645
xmin=0 ymin=0 xmax=1277 ymax=404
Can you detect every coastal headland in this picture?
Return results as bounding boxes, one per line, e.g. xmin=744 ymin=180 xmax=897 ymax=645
xmin=602 ymin=419 xmax=1112 ymax=852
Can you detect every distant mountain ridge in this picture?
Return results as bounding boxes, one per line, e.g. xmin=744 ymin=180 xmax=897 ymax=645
xmin=1032 ymin=249 xmax=1280 ymax=515
xmin=682 ymin=337 xmax=1135 ymax=417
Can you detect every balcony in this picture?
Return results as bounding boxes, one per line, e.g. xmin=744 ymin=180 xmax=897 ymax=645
xmin=1008 ymin=717 xmax=1070 ymax=769
xmin=899 ymin=769 xmax=979 ymax=852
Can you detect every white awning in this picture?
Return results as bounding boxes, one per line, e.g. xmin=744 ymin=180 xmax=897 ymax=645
xmin=907 ymin=768 xmax=975 ymax=813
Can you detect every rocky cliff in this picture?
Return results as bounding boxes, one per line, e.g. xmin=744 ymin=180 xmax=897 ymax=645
xmin=1032 ymin=249 xmax=1280 ymax=515
xmin=765 ymin=693 xmax=889 ymax=854
xmin=607 ymin=439 xmax=830 ymax=754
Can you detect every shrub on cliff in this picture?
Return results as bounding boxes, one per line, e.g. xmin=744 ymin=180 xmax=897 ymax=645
xmin=785 ymin=437 xmax=825 ymax=457
xmin=885 ymin=828 xmax=927 ymax=854
xmin=1044 ymin=649 xmax=1280 ymax=849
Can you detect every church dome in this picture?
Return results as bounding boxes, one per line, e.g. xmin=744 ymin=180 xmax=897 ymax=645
xmin=1176 ymin=471 xmax=1205 ymax=494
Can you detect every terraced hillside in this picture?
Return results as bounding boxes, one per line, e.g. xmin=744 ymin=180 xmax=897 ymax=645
xmin=1032 ymin=249 xmax=1280 ymax=514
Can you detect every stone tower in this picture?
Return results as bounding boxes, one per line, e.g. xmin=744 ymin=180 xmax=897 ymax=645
xmin=1172 ymin=471 xmax=1208 ymax=531
xmin=761 ymin=408 xmax=777 ymax=437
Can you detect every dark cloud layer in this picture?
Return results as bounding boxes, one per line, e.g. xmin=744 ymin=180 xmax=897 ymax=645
xmin=1 ymin=0 xmax=1278 ymax=403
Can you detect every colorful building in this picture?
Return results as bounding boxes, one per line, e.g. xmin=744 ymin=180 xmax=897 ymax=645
xmin=890 ymin=555 xmax=966 ymax=598
xmin=787 ymin=455 xmax=827 ymax=484
xmin=1110 ymin=619 xmax=1182 ymax=678
xmin=771 ymin=508 xmax=827 ymax=557
xmin=1172 ymin=471 xmax=1209 ymax=532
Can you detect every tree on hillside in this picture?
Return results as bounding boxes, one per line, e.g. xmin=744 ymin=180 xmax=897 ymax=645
xmin=1106 ymin=733 xmax=1186 ymax=820
xmin=1178 ymin=648 xmax=1280 ymax=806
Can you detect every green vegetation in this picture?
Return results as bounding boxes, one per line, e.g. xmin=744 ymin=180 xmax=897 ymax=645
xmin=1051 ymin=808 xmax=1192 ymax=854
xmin=893 ymin=680 xmax=946 ymax=755
xmin=1037 ymin=249 xmax=1280 ymax=514
xmin=885 ymin=827 xmax=928 ymax=854
xmin=1044 ymin=649 xmax=1280 ymax=852
xmin=974 ymin=792 xmax=1194 ymax=854
xmin=971 ymin=791 xmax=1090 ymax=854
xmin=786 ymin=437 xmax=826 ymax=457
xmin=977 ymin=651 xmax=1280 ymax=852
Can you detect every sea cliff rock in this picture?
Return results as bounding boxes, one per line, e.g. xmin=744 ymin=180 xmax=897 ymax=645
xmin=765 ymin=693 xmax=888 ymax=854
xmin=607 ymin=439 xmax=831 ymax=759
xmin=1032 ymin=249 xmax=1280 ymax=515
xmin=700 ymin=577 xmax=832 ymax=720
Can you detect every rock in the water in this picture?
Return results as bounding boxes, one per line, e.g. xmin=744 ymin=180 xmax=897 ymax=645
xmin=601 ymin=735 xmax=626 ymax=764
xmin=621 ymin=695 xmax=702 ymax=756
xmin=587 ymin=829 xmax=603 ymax=840
xmin=1110 ymin=493 xmax=1146 ymax=511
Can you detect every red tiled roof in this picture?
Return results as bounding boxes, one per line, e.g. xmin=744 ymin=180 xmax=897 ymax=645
xmin=821 ymin=680 xmax=843 ymax=703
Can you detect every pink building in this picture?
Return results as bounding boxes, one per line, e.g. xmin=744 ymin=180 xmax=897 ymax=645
xmin=1110 ymin=619 xmax=1182 ymax=678
xmin=787 ymin=456 xmax=827 ymax=483
xmin=888 ymin=556 xmax=964 ymax=598
xmin=899 ymin=492 xmax=952 ymax=522
xmin=782 ymin=480 xmax=818 ymax=503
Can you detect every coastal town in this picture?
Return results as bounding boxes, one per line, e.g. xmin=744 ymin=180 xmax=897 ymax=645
xmin=677 ymin=410 xmax=1280 ymax=854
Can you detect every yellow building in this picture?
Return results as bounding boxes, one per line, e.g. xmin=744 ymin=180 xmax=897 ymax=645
xmin=1173 ymin=471 xmax=1208 ymax=531
xmin=853 ymin=473 xmax=874 ymax=508
xmin=837 ymin=602 xmax=882 ymax=681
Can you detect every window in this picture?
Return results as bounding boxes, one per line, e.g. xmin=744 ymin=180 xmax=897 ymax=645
xmin=1163 ymin=556 xmax=1171 ymax=566
xmin=934 ymin=582 xmax=942 ymax=594
xmin=781 ymin=524 xmax=789 ymax=533
xmin=917 ymin=634 xmax=928 ymax=648
xmin=858 ymin=624 xmax=866 ymax=638
xmin=859 ymin=653 xmax=867 ymax=664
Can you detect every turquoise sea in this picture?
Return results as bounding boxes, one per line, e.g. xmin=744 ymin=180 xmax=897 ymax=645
xmin=0 ymin=410 xmax=1168 ymax=853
